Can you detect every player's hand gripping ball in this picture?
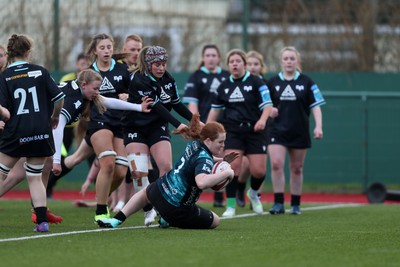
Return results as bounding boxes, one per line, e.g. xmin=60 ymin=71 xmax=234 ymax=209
xmin=211 ymin=161 xmax=232 ymax=191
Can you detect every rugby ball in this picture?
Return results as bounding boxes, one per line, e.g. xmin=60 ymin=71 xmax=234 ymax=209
xmin=211 ymin=161 xmax=232 ymax=191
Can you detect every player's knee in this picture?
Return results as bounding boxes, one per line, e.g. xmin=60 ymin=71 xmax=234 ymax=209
xmin=98 ymin=150 xmax=117 ymax=173
xmin=210 ymin=213 xmax=220 ymax=229
xmin=252 ymin=170 xmax=266 ymax=179
xmin=127 ymin=153 xmax=148 ymax=179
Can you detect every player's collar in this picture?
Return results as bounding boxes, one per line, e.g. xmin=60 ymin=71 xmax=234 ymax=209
xmin=8 ymin=60 xmax=28 ymax=68
xmin=93 ymin=59 xmax=116 ymax=72
xmin=278 ymin=71 xmax=300 ymax=81
xmin=229 ymin=70 xmax=250 ymax=83
xmin=199 ymin=140 xmax=212 ymax=157
xmin=200 ymin=66 xmax=222 ymax=74
xmin=145 ymin=71 xmax=157 ymax=82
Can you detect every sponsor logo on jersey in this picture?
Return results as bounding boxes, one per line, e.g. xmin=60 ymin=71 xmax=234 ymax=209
xmin=114 ymin=75 xmax=122 ymax=82
xmin=184 ymin=186 xmax=198 ymax=206
xmin=19 ymin=134 xmax=50 ymax=144
xmin=28 ymin=70 xmax=42 ymax=78
xmin=209 ymin=78 xmax=221 ymax=94
xmin=228 ymin=86 xmax=244 ymax=103
xmin=6 ymin=73 xmax=28 ymax=81
xmin=280 ymin=85 xmax=296 ymax=101
xmin=128 ymin=132 xmax=138 ymax=139
xmin=243 ymin=85 xmax=252 ymax=92
xmin=161 ymin=182 xmax=170 ymax=194
xmin=202 ymin=164 xmax=211 ymax=173
xmin=159 ymin=87 xmax=171 ymax=104
xmin=202 ymin=78 xmax=207 ymax=84
xmin=160 ymin=135 xmax=170 ymax=140
xmin=138 ymin=90 xmax=151 ymax=97
xmin=295 ymin=85 xmax=304 ymax=91
xmin=185 ymin=146 xmax=193 ymax=158
xmin=164 ymin=83 xmax=173 ymax=90
xmin=100 ymin=77 xmax=116 ymax=93
xmin=275 ymin=86 xmax=280 ymax=91
xmin=74 ymin=100 xmax=82 ymax=109
xmin=71 ymin=81 xmax=79 ymax=90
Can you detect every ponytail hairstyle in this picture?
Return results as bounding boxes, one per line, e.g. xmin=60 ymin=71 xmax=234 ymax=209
xmin=172 ymin=113 xmax=226 ymax=143
xmin=6 ymin=34 xmax=33 ymax=64
xmin=133 ymin=45 xmax=149 ymax=74
xmin=73 ymin=69 xmax=106 ymax=144
xmin=76 ymin=69 xmax=106 ymax=119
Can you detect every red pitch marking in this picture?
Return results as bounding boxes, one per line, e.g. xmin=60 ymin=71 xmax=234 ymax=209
xmin=2 ymin=190 xmax=399 ymax=204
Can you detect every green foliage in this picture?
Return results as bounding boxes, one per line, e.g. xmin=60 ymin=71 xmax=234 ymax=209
xmin=0 ymin=200 xmax=399 ymax=267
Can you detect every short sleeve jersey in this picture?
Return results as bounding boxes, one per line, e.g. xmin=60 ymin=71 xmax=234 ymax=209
xmin=122 ymin=70 xmax=181 ymax=128
xmin=211 ymin=71 xmax=272 ymax=129
xmin=58 ymin=80 xmax=85 ymax=126
xmin=156 ymin=140 xmax=214 ymax=207
xmin=90 ymin=59 xmax=130 ymax=126
xmin=0 ymin=61 xmax=65 ymax=155
xmin=183 ymin=66 xmax=229 ymax=122
xmin=266 ymin=71 xmax=326 ymax=148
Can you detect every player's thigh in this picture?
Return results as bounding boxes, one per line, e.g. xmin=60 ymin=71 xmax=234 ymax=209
xmin=149 ymin=141 xmax=172 ymax=176
xmin=224 ymin=149 xmax=244 ymax=175
xmin=125 ymin=142 xmax=149 ymax=156
xmin=91 ymin=129 xmax=115 ymax=156
xmin=112 ymin=137 xmax=127 ymax=157
xmin=0 ymin=153 xmax=20 ymax=170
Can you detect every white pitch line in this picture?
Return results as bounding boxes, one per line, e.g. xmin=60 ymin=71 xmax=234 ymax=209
xmin=0 ymin=203 xmax=363 ymax=243
xmin=220 ymin=203 xmax=363 ymax=219
xmin=0 ymin=224 xmax=159 ymax=243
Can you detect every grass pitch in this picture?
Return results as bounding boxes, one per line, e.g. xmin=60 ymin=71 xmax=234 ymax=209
xmin=0 ymin=200 xmax=399 ymax=267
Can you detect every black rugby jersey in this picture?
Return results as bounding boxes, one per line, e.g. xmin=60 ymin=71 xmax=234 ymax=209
xmin=0 ymin=61 xmax=65 ymax=155
xmin=90 ymin=59 xmax=130 ymax=126
xmin=58 ymin=80 xmax=85 ymax=126
xmin=183 ymin=66 xmax=229 ymax=122
xmin=266 ymin=71 xmax=326 ymax=148
xmin=211 ymin=71 xmax=272 ymax=128
xmin=156 ymin=140 xmax=214 ymax=207
xmin=122 ymin=70 xmax=182 ymax=128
